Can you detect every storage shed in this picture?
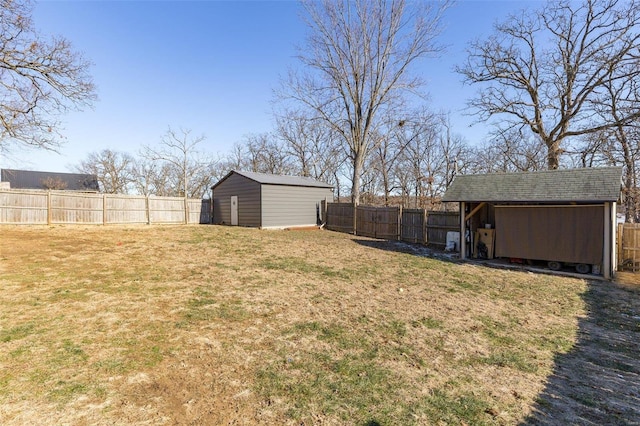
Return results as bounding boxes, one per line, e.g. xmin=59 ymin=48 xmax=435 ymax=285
xmin=441 ymin=167 xmax=622 ymax=279
xmin=212 ymin=170 xmax=334 ymax=229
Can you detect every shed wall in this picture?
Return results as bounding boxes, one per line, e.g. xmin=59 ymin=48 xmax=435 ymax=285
xmin=495 ymin=205 xmax=604 ymax=264
xmin=261 ymin=185 xmax=333 ymax=228
xmin=212 ymin=173 xmax=261 ymax=227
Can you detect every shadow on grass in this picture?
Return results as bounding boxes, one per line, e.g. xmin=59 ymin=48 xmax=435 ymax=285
xmin=353 ymin=237 xmax=640 ymax=424
xmin=521 ymin=280 xmax=640 ymax=425
xmin=352 ymin=238 xmax=457 ymax=263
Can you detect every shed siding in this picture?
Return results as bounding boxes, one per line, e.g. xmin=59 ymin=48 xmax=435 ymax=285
xmin=495 ymin=205 xmax=604 ymax=264
xmin=261 ymin=185 xmax=333 ymax=228
xmin=212 ymin=173 xmax=261 ymax=227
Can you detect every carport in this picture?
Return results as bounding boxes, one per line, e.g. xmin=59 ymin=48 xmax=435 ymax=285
xmin=442 ymin=167 xmax=622 ymax=279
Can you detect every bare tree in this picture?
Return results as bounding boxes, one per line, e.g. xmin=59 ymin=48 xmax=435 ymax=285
xmin=74 ymin=149 xmax=136 ymax=194
xmin=242 ymin=133 xmax=293 ymax=175
xmin=397 ymin=114 xmax=441 ymax=208
xmin=372 ymin=127 xmax=402 ymax=206
xmin=469 ymin=129 xmax=547 ymax=174
xmin=281 ymin=0 xmax=449 ymax=229
xmin=435 ymin=114 xmax=471 ymax=193
xmin=593 ymin=64 xmax=640 ymax=222
xmin=141 ymin=127 xmax=216 ymax=198
xmin=457 ymin=0 xmax=640 ymax=169
xmin=276 ymin=110 xmax=343 ymax=182
xmin=132 ymin=159 xmax=174 ymax=197
xmin=222 ymin=142 xmax=249 ymax=172
xmin=0 ymin=0 xmax=96 ymax=153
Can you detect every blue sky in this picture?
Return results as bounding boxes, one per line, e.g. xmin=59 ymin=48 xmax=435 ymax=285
xmin=2 ymin=0 xmax=537 ymax=173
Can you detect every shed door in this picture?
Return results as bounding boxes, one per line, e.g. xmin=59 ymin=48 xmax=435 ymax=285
xmin=231 ymin=196 xmax=238 ymax=226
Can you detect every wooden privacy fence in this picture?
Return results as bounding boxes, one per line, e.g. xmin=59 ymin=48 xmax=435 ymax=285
xmin=425 ymin=211 xmax=461 ymax=247
xmin=617 ymin=223 xmax=640 ymax=272
xmin=324 ymin=202 xmax=459 ymax=246
xmin=324 ymin=202 xmax=354 ymax=234
xmin=357 ymin=206 xmax=400 ymax=239
xmin=0 ymin=190 xmax=212 ymax=225
xmin=401 ymin=209 xmax=427 ymax=243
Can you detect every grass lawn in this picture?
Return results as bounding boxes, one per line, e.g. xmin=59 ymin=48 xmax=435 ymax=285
xmin=0 ymin=225 xmax=590 ymax=425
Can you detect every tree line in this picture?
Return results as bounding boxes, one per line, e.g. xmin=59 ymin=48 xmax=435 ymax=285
xmin=2 ymin=0 xmax=640 ymax=221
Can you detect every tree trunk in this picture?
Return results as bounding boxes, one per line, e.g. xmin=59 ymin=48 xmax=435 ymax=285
xmin=546 ymin=140 xmax=561 ymax=170
xmin=625 ymin=159 xmax=636 ymax=223
xmin=381 ymin=166 xmax=390 ymax=207
xmin=351 ymin=155 xmax=364 ymax=234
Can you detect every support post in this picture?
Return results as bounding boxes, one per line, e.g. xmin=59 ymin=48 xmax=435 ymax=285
xmin=460 ymin=202 xmax=466 ymax=259
xmin=611 ymin=202 xmax=617 ymax=277
xmin=603 ymin=202 xmax=611 ymax=279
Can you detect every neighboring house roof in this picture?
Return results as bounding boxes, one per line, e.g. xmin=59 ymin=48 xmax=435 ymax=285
xmin=0 ymin=169 xmax=100 ymax=191
xmin=212 ymin=170 xmax=333 ymax=190
xmin=441 ymin=167 xmax=622 ymax=203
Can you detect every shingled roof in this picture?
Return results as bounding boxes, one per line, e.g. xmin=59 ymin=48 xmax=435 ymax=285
xmin=441 ymin=167 xmax=622 ymax=203
xmin=1 ymin=169 xmax=100 ymax=192
xmin=212 ymin=170 xmax=333 ymax=189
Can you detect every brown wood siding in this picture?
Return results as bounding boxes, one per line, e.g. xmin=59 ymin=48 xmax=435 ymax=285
xmin=212 ymin=173 xmax=261 ymax=227
xmin=495 ymin=205 xmax=604 ymax=264
xmin=261 ymin=185 xmax=333 ymax=228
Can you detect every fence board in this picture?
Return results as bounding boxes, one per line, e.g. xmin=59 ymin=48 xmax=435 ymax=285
xmin=371 ymin=206 xmax=400 ymax=240
xmin=189 ymin=199 xmax=212 ymax=224
xmin=0 ymin=190 xmax=210 ymax=225
xmin=148 ymin=197 xmax=187 ymax=224
xmin=106 ymin=195 xmax=148 ymax=224
xmin=326 ymin=202 xmax=354 ymax=233
xmin=356 ymin=206 xmax=378 ymax=238
xmin=324 ymin=202 xmax=459 ymax=246
xmin=618 ymin=223 xmax=640 ymax=272
xmin=401 ymin=209 xmax=426 ymax=243
xmin=426 ymin=211 xmax=459 ymax=247
xmin=0 ymin=191 xmax=48 ymax=224
xmin=51 ymin=192 xmax=103 ymax=224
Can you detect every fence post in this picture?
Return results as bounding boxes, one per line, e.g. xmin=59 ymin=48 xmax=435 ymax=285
xmin=324 ymin=196 xmax=328 ymax=225
xmin=423 ymin=209 xmax=428 ymax=245
xmin=617 ymin=222 xmax=623 ymax=268
xmin=353 ymin=203 xmax=357 ymax=236
xmin=103 ymin=194 xmax=107 ymax=225
xmin=145 ymin=196 xmax=151 ymax=225
xmin=398 ymin=205 xmax=402 ymax=241
xmin=47 ymin=191 xmax=52 ymax=225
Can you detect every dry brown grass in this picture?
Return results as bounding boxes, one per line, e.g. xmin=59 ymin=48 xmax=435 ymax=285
xmin=0 ymin=225 xmax=598 ymax=424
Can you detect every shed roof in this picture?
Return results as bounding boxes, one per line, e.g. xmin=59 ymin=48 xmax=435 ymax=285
xmin=1 ymin=169 xmax=100 ymax=191
xmin=441 ymin=167 xmax=622 ymax=203
xmin=212 ymin=170 xmax=333 ymax=190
